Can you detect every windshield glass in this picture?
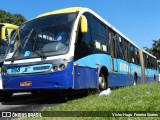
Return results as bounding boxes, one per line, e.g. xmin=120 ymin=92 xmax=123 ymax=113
xmin=6 ymin=13 xmax=78 ymax=61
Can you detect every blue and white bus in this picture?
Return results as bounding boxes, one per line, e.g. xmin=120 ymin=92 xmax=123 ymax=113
xmin=1 ymin=7 xmax=159 ymax=99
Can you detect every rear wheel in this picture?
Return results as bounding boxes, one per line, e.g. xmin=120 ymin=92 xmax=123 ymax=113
xmin=154 ymin=75 xmax=156 ymax=82
xmin=133 ymin=73 xmax=138 ymax=86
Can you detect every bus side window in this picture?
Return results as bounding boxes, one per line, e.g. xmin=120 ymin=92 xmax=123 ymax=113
xmin=91 ymin=16 xmax=109 ymax=54
xmin=122 ymin=39 xmax=130 ymax=62
xmin=134 ymin=48 xmax=140 ymax=65
xmin=118 ymin=37 xmax=125 ymax=60
xmin=130 ymin=44 xmax=135 ymax=63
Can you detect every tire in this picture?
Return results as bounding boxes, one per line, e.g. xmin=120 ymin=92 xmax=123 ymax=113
xmin=133 ymin=73 xmax=138 ymax=86
xmin=98 ymin=73 xmax=108 ymax=91
xmin=154 ymin=75 xmax=156 ymax=82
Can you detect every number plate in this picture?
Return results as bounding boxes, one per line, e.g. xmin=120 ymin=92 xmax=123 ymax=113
xmin=20 ymin=81 xmax=32 ymax=87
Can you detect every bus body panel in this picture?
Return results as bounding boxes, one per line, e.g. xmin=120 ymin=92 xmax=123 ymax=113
xmin=130 ymin=63 xmax=142 ymax=76
xmin=74 ymin=66 xmax=98 ymax=89
xmin=117 ymin=59 xmax=130 ymax=74
xmin=2 ymin=63 xmax=73 ymax=90
xmin=113 ymin=58 xmax=118 ymax=72
xmin=145 ymin=68 xmax=159 ymax=83
xmin=109 ymin=72 xmax=131 ymax=87
xmin=74 ymin=54 xmax=112 ymax=71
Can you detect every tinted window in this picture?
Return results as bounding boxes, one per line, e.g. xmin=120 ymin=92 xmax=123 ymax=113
xmin=74 ymin=12 xmax=92 ymax=61
xmin=91 ymin=16 xmax=109 ymax=54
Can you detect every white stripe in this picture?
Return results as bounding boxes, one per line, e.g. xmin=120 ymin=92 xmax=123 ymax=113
xmin=4 ymin=54 xmax=73 ymax=64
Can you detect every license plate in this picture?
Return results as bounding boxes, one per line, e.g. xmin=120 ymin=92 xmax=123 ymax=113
xmin=20 ymin=81 xmax=32 ymax=87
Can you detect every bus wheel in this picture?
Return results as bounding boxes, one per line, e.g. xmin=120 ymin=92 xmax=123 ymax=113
xmin=98 ymin=73 xmax=107 ymax=91
xmin=133 ymin=73 xmax=138 ymax=86
xmin=154 ymin=75 xmax=156 ymax=82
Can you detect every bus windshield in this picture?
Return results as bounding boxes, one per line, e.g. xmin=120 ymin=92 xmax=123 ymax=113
xmin=6 ymin=12 xmax=78 ymax=61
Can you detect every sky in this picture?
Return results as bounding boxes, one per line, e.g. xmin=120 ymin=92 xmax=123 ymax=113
xmin=0 ymin=0 xmax=160 ymax=48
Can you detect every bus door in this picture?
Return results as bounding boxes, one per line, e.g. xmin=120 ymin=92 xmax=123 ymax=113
xmin=109 ymin=31 xmax=118 ymax=72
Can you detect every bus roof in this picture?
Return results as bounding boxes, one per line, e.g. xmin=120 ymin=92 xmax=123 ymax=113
xmin=36 ymin=7 xmax=83 ymax=18
xmin=142 ymin=49 xmax=157 ymax=59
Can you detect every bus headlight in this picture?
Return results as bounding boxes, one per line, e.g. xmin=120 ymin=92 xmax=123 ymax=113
xmin=53 ymin=66 xmax=58 ymax=72
xmin=52 ymin=64 xmax=66 ymax=72
xmin=59 ymin=64 xmax=66 ymax=70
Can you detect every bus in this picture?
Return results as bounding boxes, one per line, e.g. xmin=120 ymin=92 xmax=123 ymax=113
xmin=1 ymin=7 xmax=159 ymax=99
xmin=0 ymin=23 xmax=18 ymax=90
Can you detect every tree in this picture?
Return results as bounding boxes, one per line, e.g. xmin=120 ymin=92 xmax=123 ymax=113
xmin=143 ymin=39 xmax=160 ymax=59
xmin=0 ymin=9 xmax=26 ymax=26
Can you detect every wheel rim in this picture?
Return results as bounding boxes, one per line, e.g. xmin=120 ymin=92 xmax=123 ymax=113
xmin=99 ymin=74 xmax=106 ymax=90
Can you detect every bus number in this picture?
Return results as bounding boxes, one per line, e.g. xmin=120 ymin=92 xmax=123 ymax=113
xmin=11 ymin=67 xmax=20 ymax=73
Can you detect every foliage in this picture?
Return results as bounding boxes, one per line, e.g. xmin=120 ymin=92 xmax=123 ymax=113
xmin=0 ymin=9 xmax=26 ymax=26
xmin=143 ymin=39 xmax=160 ymax=59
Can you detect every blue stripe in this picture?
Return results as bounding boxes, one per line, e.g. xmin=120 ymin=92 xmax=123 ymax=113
xmin=74 ymin=54 xmax=112 ymax=71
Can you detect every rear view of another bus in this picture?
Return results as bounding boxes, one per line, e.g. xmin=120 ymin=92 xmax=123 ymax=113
xmin=0 ymin=23 xmax=18 ymax=90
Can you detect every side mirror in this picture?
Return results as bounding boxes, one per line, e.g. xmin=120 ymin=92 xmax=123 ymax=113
xmin=81 ymin=15 xmax=88 ymax=33
xmin=1 ymin=25 xmax=18 ymax=41
xmin=1 ymin=26 xmax=6 ymax=40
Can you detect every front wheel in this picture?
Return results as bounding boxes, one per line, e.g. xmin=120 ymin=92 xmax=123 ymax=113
xmin=98 ymin=73 xmax=108 ymax=91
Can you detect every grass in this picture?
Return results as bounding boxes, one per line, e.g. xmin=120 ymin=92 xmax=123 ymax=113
xmin=22 ymin=82 xmax=160 ymax=120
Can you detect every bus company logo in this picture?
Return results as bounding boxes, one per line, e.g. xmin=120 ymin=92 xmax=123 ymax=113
xmin=2 ymin=112 xmax=11 ymax=117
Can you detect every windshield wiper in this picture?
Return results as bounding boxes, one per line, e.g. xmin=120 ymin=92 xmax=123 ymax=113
xmin=11 ymin=29 xmax=33 ymax=62
xmin=32 ymin=31 xmax=46 ymax=59
xmin=34 ymin=50 xmax=46 ymax=59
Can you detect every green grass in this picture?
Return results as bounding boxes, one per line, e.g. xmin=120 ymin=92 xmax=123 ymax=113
xmin=23 ymin=82 xmax=160 ymax=120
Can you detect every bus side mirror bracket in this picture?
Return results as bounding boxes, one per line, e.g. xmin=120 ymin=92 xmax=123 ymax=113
xmin=81 ymin=15 xmax=88 ymax=33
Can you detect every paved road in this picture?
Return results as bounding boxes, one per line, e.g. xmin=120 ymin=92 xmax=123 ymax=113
xmin=0 ymin=92 xmax=65 ymax=111
xmin=0 ymin=92 xmax=69 ymax=120
xmin=0 ymin=90 xmax=89 ymax=120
